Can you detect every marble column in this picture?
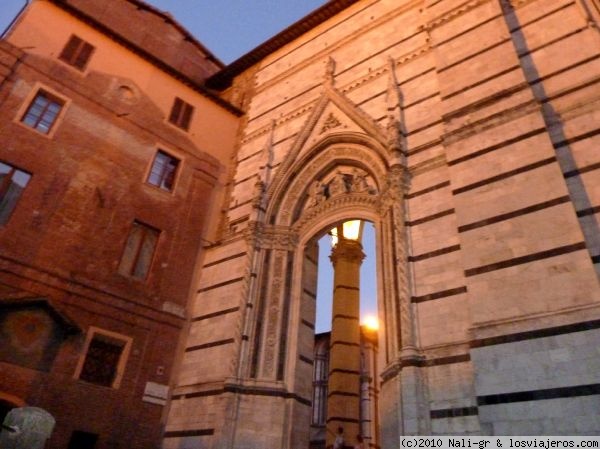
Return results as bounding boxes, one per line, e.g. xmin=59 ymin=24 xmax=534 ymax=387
xmin=326 ymin=236 xmax=364 ymax=448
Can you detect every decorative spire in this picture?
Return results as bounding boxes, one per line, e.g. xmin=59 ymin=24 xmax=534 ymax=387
xmin=259 ymin=120 xmax=276 ymax=187
xmin=252 ymin=120 xmax=276 ymax=215
xmin=385 ymin=57 xmax=405 ymax=157
xmin=324 ymin=56 xmax=336 ymax=86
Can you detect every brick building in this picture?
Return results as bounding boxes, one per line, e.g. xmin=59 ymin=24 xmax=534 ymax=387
xmin=1 ymin=0 xmax=600 ymax=448
xmin=0 ymin=1 xmax=239 ymax=448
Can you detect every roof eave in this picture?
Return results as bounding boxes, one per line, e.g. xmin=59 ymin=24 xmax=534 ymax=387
xmin=206 ymin=0 xmax=360 ymax=90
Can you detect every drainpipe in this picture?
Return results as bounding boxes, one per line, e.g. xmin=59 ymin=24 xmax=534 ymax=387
xmin=1 ymin=0 xmax=30 ymax=39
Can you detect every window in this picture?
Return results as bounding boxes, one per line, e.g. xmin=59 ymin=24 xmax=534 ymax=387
xmin=312 ymin=340 xmax=329 ymax=426
xmin=68 ymin=431 xmax=98 ymax=449
xmin=0 ymin=162 xmax=31 ymax=225
xmin=21 ymin=90 xmax=64 ymax=134
xmin=147 ymin=150 xmax=179 ymax=191
xmin=79 ymin=336 xmax=124 ymax=386
xmin=59 ymin=35 xmax=94 ymax=70
xmin=119 ymin=221 xmax=160 ymax=279
xmin=168 ymin=97 xmax=194 ymax=130
xmin=75 ymin=327 xmax=131 ymax=389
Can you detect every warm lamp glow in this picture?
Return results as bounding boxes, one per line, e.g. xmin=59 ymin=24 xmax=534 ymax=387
xmin=343 ymin=220 xmax=361 ymax=240
xmin=329 ymin=220 xmax=363 ymax=247
xmin=362 ymin=316 xmax=379 ymax=331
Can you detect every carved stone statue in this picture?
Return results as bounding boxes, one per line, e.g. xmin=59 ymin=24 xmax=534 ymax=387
xmin=306 ymin=180 xmax=325 ymax=208
xmin=324 ymin=56 xmax=336 ymax=85
xmin=350 ymin=169 xmax=370 ymax=193
xmin=327 ymin=170 xmax=347 ymax=197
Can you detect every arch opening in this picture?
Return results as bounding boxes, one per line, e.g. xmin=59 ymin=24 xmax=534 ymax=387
xmin=293 ymin=218 xmax=381 ymax=449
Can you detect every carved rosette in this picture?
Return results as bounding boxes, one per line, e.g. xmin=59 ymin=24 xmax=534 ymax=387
xmin=320 ymin=113 xmax=343 ymax=134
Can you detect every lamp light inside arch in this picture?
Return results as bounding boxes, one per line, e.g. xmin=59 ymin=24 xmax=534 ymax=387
xmin=362 ymin=315 xmax=379 ymax=331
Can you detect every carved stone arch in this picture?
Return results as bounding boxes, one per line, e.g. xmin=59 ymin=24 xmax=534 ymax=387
xmin=266 ymin=132 xmax=389 ymax=227
xmin=293 ymin=193 xmax=380 ymax=239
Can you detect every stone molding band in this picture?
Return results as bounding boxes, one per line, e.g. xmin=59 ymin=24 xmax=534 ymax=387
xmin=458 ymin=196 xmax=570 ymax=233
xmin=172 ymin=385 xmax=312 ymax=407
xmin=471 ymin=318 xmax=600 ymax=348
xmin=411 ymin=286 xmax=467 ymax=303
xmin=328 ymin=391 xmax=360 ymax=398
xmin=163 ymin=428 xmax=215 ymax=438
xmin=406 ymin=181 xmax=450 ymax=199
xmin=197 ymin=277 xmax=245 ymax=293
xmin=330 ymin=368 xmax=361 ymax=376
xmin=185 ymin=338 xmax=235 ymax=352
xmin=406 ymin=208 xmax=454 ymax=227
xmin=192 ymin=307 xmax=240 ymax=322
xmin=333 ymin=314 xmax=359 ymax=321
xmin=326 ymin=416 xmax=361 ymax=424
xmin=478 ymin=383 xmax=600 ymax=406
xmin=430 ymin=406 xmax=479 ymax=419
xmin=464 ymin=242 xmax=587 ymax=277
xmin=452 ymin=157 xmax=557 ymax=195
xmin=202 ymin=252 xmax=247 ymax=268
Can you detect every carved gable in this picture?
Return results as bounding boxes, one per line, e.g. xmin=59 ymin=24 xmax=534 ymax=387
xmin=267 ymin=84 xmax=389 ymax=208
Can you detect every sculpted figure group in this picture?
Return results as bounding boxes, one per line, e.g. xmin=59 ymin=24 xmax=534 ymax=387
xmin=305 ymin=168 xmax=375 ymax=210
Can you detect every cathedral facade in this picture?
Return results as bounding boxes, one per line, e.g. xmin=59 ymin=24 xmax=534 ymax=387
xmin=0 ymin=0 xmax=599 ymax=448
xmin=167 ymin=0 xmax=600 ymax=447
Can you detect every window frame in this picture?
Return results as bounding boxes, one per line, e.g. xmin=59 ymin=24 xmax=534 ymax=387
xmin=59 ymin=34 xmax=95 ymax=71
xmin=17 ymin=85 xmax=68 ymax=137
xmin=168 ymin=97 xmax=194 ymax=131
xmin=118 ymin=220 xmax=161 ymax=280
xmin=145 ymin=149 xmax=181 ymax=192
xmin=73 ymin=327 xmax=132 ymax=389
xmin=0 ymin=160 xmax=32 ymax=226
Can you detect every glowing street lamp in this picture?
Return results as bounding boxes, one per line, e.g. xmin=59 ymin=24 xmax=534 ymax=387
xmin=329 ymin=220 xmax=364 ymax=247
xmin=362 ymin=315 xmax=379 ymax=331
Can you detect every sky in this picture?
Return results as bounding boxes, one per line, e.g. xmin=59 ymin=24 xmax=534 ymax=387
xmin=316 ymin=224 xmax=378 ymax=333
xmin=0 ymin=0 xmax=327 ymax=64
xmin=0 ymin=0 xmax=378 ymax=333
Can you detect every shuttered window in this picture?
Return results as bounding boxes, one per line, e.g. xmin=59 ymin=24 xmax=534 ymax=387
xmin=118 ymin=221 xmax=160 ymax=279
xmin=168 ymin=97 xmax=194 ymax=130
xmin=0 ymin=162 xmax=31 ymax=226
xmin=59 ymin=35 xmax=95 ymax=70
xmin=147 ymin=150 xmax=180 ymax=191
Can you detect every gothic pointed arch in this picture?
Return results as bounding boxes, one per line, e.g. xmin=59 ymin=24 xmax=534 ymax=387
xmin=264 ymin=82 xmax=393 ymax=222
xmin=266 ymin=132 xmax=389 ymax=227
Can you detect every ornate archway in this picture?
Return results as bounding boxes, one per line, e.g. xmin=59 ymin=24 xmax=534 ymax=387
xmin=233 ymin=123 xmax=423 ymax=446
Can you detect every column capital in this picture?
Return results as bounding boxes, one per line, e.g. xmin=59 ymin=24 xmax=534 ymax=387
xmin=329 ymin=239 xmax=365 ymax=266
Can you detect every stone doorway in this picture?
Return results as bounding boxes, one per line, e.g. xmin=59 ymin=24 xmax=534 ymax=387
xmin=235 ymin=129 xmax=415 ymax=448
